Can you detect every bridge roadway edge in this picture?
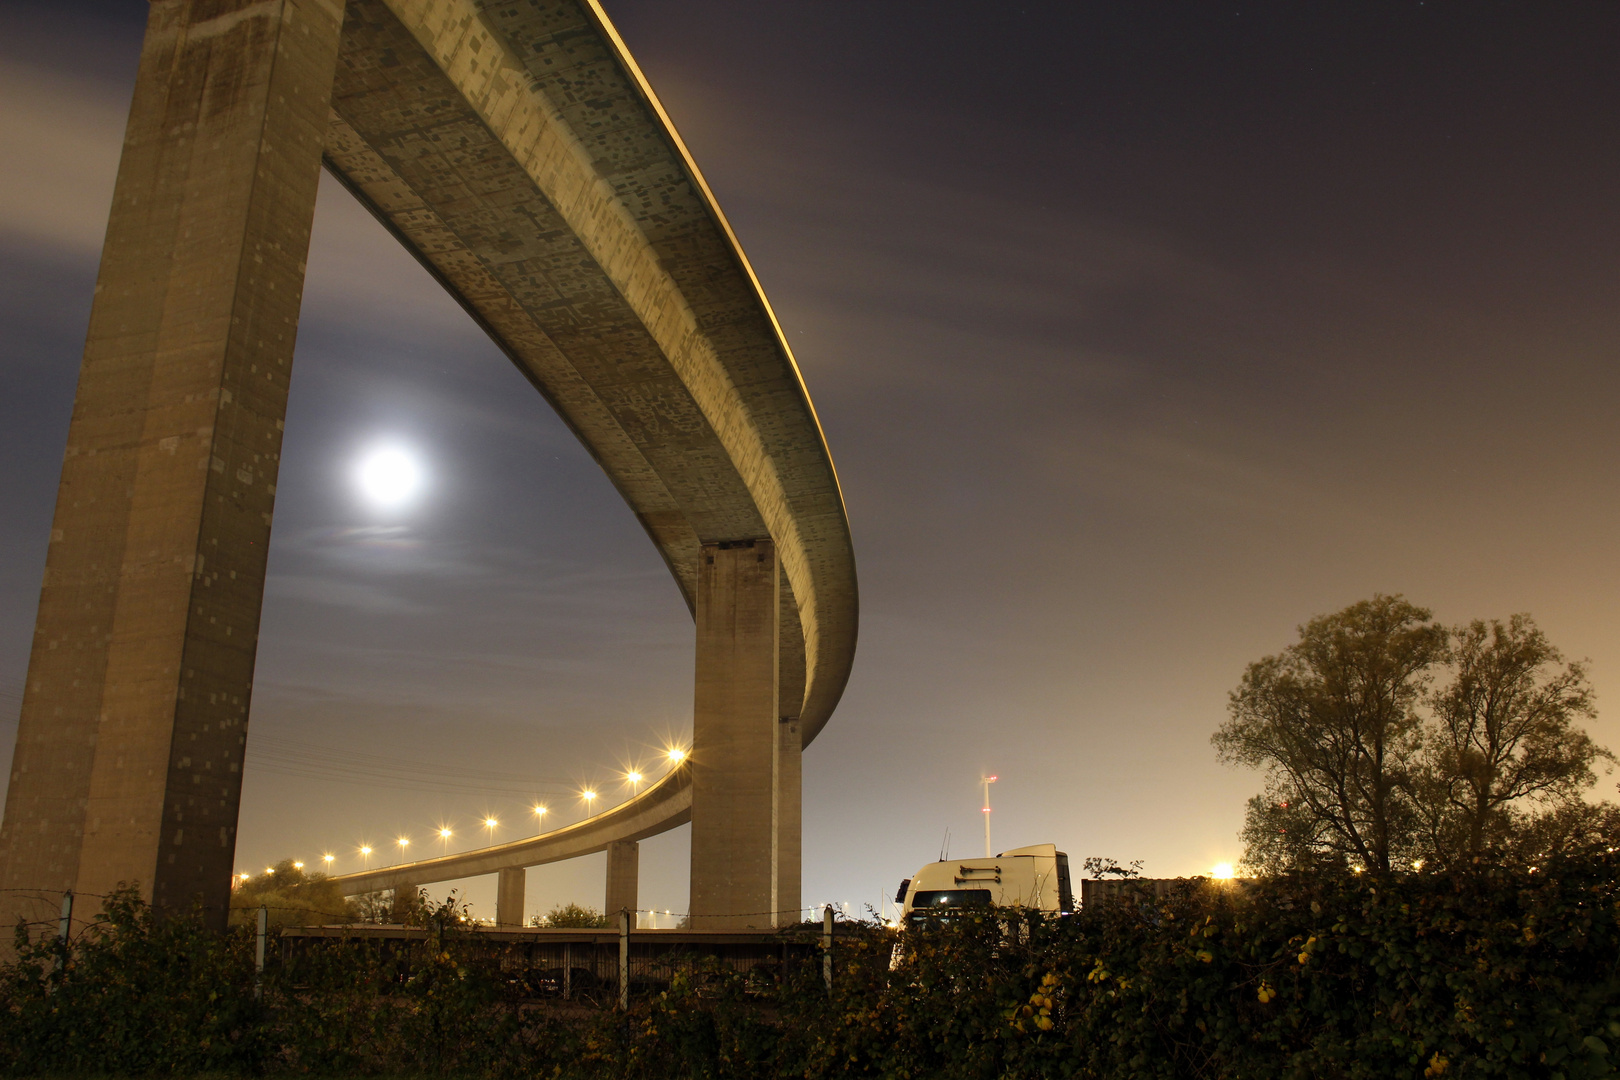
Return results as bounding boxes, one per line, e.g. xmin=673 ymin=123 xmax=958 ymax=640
xmin=324 ymin=762 xmax=692 ymax=897
xmin=322 ymin=0 xmax=857 ymax=743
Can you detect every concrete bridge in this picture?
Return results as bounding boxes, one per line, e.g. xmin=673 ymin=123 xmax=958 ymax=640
xmin=326 ymin=759 xmax=693 ymax=926
xmin=0 ymin=0 xmax=856 ymax=937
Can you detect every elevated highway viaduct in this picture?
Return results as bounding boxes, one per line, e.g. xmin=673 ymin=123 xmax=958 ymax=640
xmin=0 ymin=0 xmax=856 ymax=936
xmin=325 ymin=761 xmax=694 ymax=926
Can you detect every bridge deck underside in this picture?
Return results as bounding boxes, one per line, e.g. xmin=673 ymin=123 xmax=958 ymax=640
xmin=324 ymin=0 xmax=856 ymax=742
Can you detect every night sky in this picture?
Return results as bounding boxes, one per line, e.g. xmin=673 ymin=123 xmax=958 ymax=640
xmin=2 ymin=1 xmax=1619 ymax=922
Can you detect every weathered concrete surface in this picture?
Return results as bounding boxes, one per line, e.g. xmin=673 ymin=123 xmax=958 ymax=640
xmin=1 ymin=0 xmax=856 ymax=939
xmin=320 ymin=0 xmax=856 ymax=741
xmin=496 ymin=866 xmax=525 ymax=927
xmin=690 ymin=542 xmax=780 ymax=928
xmin=773 ymin=716 xmax=803 ymax=923
xmin=390 ymin=880 xmax=419 ymax=921
xmin=604 ymin=839 xmax=639 ymax=919
xmin=0 ymin=0 xmax=343 ymax=935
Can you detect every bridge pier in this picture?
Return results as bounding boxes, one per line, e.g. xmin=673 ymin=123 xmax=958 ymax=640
xmin=690 ymin=541 xmax=793 ymax=928
xmin=496 ymin=867 xmax=525 ymax=927
xmin=605 ymin=840 xmax=639 ymax=923
xmin=773 ymin=716 xmax=803 ymax=924
xmin=391 ymin=882 xmax=419 ymax=923
xmin=0 ymin=0 xmax=343 ymax=936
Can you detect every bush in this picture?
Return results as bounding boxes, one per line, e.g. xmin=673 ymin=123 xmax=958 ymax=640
xmin=3 ymin=852 xmax=1618 ymax=1078
xmin=230 ymin=859 xmax=357 ymax=928
xmin=534 ymin=902 xmax=614 ymax=928
xmin=844 ymin=849 xmax=1620 ymax=1079
xmin=1 ymin=888 xmax=264 ymax=1075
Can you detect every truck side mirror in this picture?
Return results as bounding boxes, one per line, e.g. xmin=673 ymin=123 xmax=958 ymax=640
xmin=894 ymin=878 xmax=911 ymax=904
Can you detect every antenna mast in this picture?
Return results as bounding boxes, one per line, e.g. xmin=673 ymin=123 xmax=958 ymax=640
xmin=982 ymin=775 xmax=997 ymax=857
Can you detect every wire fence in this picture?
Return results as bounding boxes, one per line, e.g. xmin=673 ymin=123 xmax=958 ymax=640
xmin=3 ymin=886 xmax=867 ymax=1007
xmin=0 ymin=887 xmax=864 ymax=925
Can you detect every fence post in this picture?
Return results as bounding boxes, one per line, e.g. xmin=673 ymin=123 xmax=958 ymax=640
xmin=53 ymin=891 xmax=73 ymax=972
xmin=254 ymin=904 xmax=268 ymax=1000
xmin=822 ymin=904 xmax=834 ymax=992
xmin=618 ymin=907 xmax=631 ymax=1010
xmin=564 ymin=941 xmax=572 ymax=1000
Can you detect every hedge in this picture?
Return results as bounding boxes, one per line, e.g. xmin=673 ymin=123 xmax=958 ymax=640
xmin=3 ymin=849 xmax=1616 ymax=1079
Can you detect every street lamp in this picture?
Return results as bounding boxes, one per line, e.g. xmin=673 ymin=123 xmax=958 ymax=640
xmin=359 ymin=844 xmax=373 ymax=868
xmin=483 ymin=817 xmax=499 ymax=844
xmin=293 ymin=860 xmax=304 ymax=871
xmin=626 ymin=770 xmax=643 ymax=793
xmin=396 ymin=837 xmax=410 ymax=863
xmin=438 ymin=827 xmax=453 ymax=855
xmin=581 ymin=789 xmax=597 ymax=816
xmin=532 ymin=805 xmax=548 ymax=832
xmin=667 ymin=747 xmax=686 ymax=765
xmin=322 ymin=853 xmax=335 ymax=867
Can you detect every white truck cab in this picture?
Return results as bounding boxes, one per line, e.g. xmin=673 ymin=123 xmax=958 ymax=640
xmin=896 ymin=843 xmax=1074 ymax=926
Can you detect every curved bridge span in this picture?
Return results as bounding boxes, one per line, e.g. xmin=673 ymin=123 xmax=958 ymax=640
xmin=327 ymin=763 xmax=693 ymax=925
xmin=0 ymin=0 xmax=856 ymax=938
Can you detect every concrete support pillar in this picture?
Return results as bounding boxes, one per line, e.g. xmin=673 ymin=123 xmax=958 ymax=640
xmin=391 ymin=882 xmax=419 ymax=924
xmin=605 ymin=840 xmax=639 ymax=925
xmin=773 ymin=716 xmax=803 ymax=924
xmin=689 ymin=540 xmax=779 ymax=928
xmin=0 ymin=0 xmax=344 ymax=936
xmin=496 ymin=867 xmax=525 ymax=928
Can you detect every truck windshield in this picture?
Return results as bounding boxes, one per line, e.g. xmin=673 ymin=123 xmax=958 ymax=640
xmin=909 ymin=889 xmax=992 ymax=911
xmin=907 ymin=889 xmax=993 ymax=928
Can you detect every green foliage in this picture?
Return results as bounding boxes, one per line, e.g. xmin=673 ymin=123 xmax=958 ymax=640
xmin=266 ymin=894 xmax=540 ymax=1075
xmin=230 ymin=858 xmax=357 ymax=928
xmin=0 ymin=887 xmax=265 ymax=1075
xmin=4 ymin=856 xmax=1619 ymax=1078
xmin=535 ymin=902 xmax=613 ymax=928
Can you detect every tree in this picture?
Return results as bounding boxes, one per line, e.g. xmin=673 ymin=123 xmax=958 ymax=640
xmin=229 ymin=859 xmax=356 ymax=927
xmin=1213 ymin=595 xmax=1447 ymax=874
xmin=1415 ymin=615 xmax=1613 ymax=867
xmin=531 ymin=902 xmax=611 ymax=928
xmin=1216 ymin=597 xmax=1618 ymax=874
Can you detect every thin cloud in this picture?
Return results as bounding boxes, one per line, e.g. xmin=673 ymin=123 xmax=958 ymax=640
xmin=0 ymin=60 xmax=124 ymax=256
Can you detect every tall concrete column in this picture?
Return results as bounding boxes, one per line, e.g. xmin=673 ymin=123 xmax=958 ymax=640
xmin=604 ymin=840 xmax=639 ymax=923
xmin=495 ymin=867 xmax=525 ymax=927
xmin=0 ymin=0 xmax=343 ymax=935
xmin=689 ymin=540 xmax=779 ymax=928
xmin=773 ymin=716 xmax=802 ymax=924
xmin=390 ymin=882 xmax=419 ymax=924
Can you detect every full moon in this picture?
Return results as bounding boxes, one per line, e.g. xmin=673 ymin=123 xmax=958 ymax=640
xmin=354 ymin=444 xmax=424 ymax=509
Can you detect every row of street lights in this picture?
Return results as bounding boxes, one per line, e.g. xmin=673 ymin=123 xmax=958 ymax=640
xmin=240 ymin=747 xmax=688 ymax=879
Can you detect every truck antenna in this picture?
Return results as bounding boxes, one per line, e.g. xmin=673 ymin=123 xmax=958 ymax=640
xmin=939 ymin=828 xmax=951 ymax=861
